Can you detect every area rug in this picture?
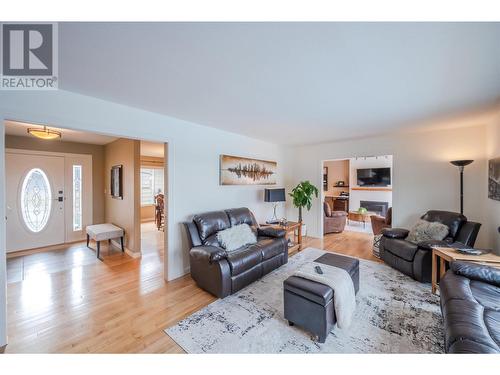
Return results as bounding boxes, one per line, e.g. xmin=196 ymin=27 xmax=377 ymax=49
xmin=165 ymin=248 xmax=444 ymax=353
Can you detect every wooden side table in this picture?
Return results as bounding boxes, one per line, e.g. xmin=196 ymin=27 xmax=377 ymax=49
xmin=431 ymin=246 xmax=500 ymax=294
xmin=260 ymin=221 xmax=302 ymax=253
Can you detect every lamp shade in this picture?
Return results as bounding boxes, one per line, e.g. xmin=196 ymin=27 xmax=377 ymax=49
xmin=264 ymin=188 xmax=286 ymax=202
xmin=450 ymin=160 xmax=473 ymax=167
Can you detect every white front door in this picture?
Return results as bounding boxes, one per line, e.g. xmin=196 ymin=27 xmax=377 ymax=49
xmin=6 ymin=152 xmax=65 ymax=252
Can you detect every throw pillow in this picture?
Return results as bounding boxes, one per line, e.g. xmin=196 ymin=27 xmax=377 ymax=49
xmin=406 ymin=219 xmax=449 ymax=244
xmin=216 ymin=223 xmax=257 ymax=252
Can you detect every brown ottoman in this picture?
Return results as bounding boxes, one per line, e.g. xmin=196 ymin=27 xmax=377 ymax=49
xmin=283 ymin=253 xmax=359 ymax=343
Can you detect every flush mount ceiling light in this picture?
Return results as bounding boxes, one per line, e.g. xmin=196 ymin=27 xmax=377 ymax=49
xmin=27 ymin=125 xmax=62 ymax=140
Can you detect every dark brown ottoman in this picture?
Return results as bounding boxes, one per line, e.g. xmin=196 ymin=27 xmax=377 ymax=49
xmin=283 ymin=253 xmax=359 ymax=343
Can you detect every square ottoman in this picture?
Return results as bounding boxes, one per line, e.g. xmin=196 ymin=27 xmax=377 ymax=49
xmin=283 ymin=253 xmax=359 ymax=343
xmin=86 ymin=223 xmax=125 ymax=260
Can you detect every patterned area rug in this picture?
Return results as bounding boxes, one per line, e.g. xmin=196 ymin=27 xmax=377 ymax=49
xmin=165 ymin=248 xmax=444 ymax=353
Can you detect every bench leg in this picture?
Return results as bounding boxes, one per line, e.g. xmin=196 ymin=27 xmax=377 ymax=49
xmin=97 ymin=241 xmax=101 ymax=260
xmin=86 ymin=234 xmax=90 ymax=247
xmin=120 ymin=236 xmax=124 ymax=252
xmin=288 ymin=321 xmax=294 ymax=326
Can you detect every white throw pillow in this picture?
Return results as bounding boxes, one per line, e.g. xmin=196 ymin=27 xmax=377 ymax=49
xmin=217 ymin=223 xmax=257 ymax=252
xmin=406 ymin=219 xmax=449 ymax=244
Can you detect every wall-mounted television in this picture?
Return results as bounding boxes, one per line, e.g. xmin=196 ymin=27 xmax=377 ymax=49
xmin=357 ymin=167 xmax=391 ymax=187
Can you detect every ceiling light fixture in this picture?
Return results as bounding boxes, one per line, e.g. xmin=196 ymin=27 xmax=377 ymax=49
xmin=27 ymin=125 xmax=62 ymax=140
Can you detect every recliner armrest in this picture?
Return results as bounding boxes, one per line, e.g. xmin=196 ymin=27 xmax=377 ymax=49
xmin=257 ymin=227 xmax=287 ymax=238
xmin=417 ymin=240 xmax=450 ymax=251
xmin=190 ymin=245 xmax=227 ymax=263
xmin=382 ymin=228 xmax=409 ymax=239
xmin=451 ymin=261 xmax=500 ymax=288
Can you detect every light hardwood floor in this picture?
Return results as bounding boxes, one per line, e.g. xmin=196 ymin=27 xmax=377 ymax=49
xmin=4 ymin=225 xmax=376 ymax=353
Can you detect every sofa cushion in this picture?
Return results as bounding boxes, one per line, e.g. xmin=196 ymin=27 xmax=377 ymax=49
xmin=226 ymin=245 xmax=263 ymax=276
xmin=406 ymin=219 xmax=449 ymax=244
xmin=193 ymin=210 xmax=230 ymax=242
xmin=225 ymin=207 xmax=258 ymax=227
xmin=421 ymin=210 xmax=466 ymax=240
xmin=217 ymin=223 xmax=257 ymax=252
xmin=383 ymin=238 xmax=419 ymax=262
xmin=256 ymin=237 xmax=286 ymax=260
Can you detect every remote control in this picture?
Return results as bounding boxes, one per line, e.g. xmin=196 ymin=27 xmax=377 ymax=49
xmin=315 ymin=266 xmax=323 ymax=274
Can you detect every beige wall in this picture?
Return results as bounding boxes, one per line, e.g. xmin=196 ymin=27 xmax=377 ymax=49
xmin=104 ymin=138 xmax=141 ymax=253
xmin=323 ymin=159 xmax=349 ymax=197
xmin=487 ymin=112 xmax=500 ymax=254
xmin=4 ymin=135 xmax=105 ymax=224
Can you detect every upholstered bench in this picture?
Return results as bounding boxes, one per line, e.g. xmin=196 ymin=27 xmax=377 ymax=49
xmin=283 ymin=253 xmax=359 ymax=343
xmin=86 ymin=223 xmax=125 ymax=260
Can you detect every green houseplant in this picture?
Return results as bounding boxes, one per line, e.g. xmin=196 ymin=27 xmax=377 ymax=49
xmin=289 ymin=180 xmax=319 ymax=223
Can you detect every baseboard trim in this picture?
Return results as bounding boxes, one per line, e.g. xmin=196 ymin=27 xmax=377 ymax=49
xmin=125 ymin=249 xmax=141 ymax=258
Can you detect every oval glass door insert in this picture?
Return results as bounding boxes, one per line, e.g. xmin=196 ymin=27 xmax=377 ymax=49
xmin=20 ymin=168 xmax=52 ymax=233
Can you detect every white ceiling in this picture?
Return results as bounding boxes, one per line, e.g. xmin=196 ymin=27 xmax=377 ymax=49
xmin=58 ymin=23 xmax=500 ymax=145
xmin=140 ymin=141 xmax=164 ymax=157
xmin=4 ymin=120 xmax=118 ymax=145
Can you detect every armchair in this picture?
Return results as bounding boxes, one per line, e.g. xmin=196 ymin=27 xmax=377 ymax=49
xmin=323 ymin=201 xmax=347 ymax=234
xmin=370 ymin=207 xmax=392 ymax=235
xmin=380 ymin=210 xmax=481 ymax=282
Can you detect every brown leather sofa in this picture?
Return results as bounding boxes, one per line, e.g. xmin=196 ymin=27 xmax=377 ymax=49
xmin=380 ymin=210 xmax=481 ymax=282
xmin=371 ymin=207 xmax=392 ymax=235
xmin=184 ymin=207 xmax=288 ymax=298
xmin=440 ymin=261 xmax=500 ymax=353
xmin=323 ymin=201 xmax=347 ymax=234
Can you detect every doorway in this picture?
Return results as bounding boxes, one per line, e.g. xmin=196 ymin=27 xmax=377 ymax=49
xmin=140 ymin=141 xmax=166 ymax=260
xmin=322 ymin=155 xmax=393 ymax=235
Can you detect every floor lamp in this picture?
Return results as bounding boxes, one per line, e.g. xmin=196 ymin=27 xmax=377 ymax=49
xmin=450 ymin=160 xmax=473 ymax=214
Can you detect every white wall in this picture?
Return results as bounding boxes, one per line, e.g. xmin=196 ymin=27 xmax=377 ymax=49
xmin=349 ymin=156 xmax=393 ymax=211
xmin=0 ymin=124 xmax=5 ymax=348
xmin=0 ymin=90 xmax=290 ymax=276
xmin=487 ymin=112 xmax=500 ymax=254
xmin=289 ymin=123 xmax=491 ymax=248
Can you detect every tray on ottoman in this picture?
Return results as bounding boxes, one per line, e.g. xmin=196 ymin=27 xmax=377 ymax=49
xmin=283 ymin=253 xmax=359 ymax=343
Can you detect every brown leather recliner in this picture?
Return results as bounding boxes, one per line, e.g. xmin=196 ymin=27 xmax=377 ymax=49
xmin=371 ymin=207 xmax=392 ymax=235
xmin=184 ymin=207 xmax=288 ymax=298
xmin=323 ymin=201 xmax=347 ymax=234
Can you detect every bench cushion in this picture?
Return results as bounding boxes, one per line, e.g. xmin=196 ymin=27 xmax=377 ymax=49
xmin=86 ymin=224 xmax=124 ymax=241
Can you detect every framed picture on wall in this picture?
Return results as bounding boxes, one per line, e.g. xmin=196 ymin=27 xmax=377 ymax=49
xmin=488 ymin=157 xmax=500 ymax=201
xmin=323 ymin=167 xmax=328 ymax=190
xmin=111 ymin=164 xmax=123 ymax=199
xmin=219 ymin=155 xmax=277 ymax=185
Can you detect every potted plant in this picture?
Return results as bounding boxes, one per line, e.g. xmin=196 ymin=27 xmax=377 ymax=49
xmin=289 ymin=181 xmax=319 ymax=235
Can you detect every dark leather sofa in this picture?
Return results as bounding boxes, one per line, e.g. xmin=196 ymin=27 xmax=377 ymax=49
xmin=440 ymin=261 xmax=500 ymax=353
xmin=184 ymin=207 xmax=288 ymax=298
xmin=380 ymin=210 xmax=481 ymax=282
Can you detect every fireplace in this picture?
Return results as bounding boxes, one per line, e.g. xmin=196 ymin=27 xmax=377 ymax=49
xmin=360 ymin=200 xmax=389 ymax=217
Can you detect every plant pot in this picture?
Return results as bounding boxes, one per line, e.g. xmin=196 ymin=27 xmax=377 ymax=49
xmin=301 ymin=223 xmax=307 ymax=237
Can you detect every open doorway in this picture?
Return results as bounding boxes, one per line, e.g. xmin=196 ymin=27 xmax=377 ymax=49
xmin=4 ymin=120 xmax=168 ymax=282
xmin=322 ymin=155 xmax=393 ymax=238
xmin=139 ymin=141 xmax=165 ymax=263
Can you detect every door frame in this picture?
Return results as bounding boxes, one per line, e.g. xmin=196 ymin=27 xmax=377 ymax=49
xmin=5 ymin=148 xmax=93 ymax=248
